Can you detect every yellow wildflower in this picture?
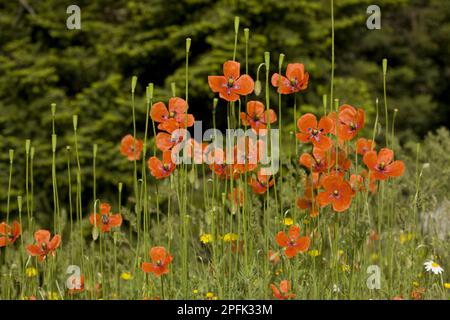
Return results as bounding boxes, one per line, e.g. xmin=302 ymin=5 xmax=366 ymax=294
xmin=193 ymin=289 xmax=199 ymax=294
xmin=26 ymin=267 xmax=38 ymax=278
xmin=206 ymin=292 xmax=214 ymax=299
xmin=47 ymin=292 xmax=59 ymax=300
xmin=308 ymin=250 xmax=320 ymax=257
xmin=121 ymin=272 xmax=133 ymax=280
xmin=200 ymin=233 xmax=213 ymax=244
xmin=223 ymin=233 xmax=238 ymax=242
xmin=340 ymin=264 xmax=351 ymax=273
xmin=444 ymin=283 xmax=450 ymax=289
xmin=283 ymin=217 xmax=293 ymax=226
xmin=399 ymin=232 xmax=413 ymax=244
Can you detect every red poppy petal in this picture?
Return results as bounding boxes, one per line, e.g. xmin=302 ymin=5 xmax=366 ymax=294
xmin=386 ymin=161 xmax=405 ymax=177
xmin=208 ymin=76 xmax=226 ymax=92
xmin=286 ymin=63 xmax=305 ymax=80
xmin=150 ymin=102 xmax=169 ymax=123
xmin=275 ymin=231 xmax=289 ymax=247
xmin=223 ymin=61 xmax=240 ymax=79
xmin=297 ymin=113 xmax=317 ymax=132
xmin=234 ymin=75 xmax=254 ymax=95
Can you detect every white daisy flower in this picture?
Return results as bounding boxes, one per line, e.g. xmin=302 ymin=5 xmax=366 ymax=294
xmin=424 ymin=260 xmax=444 ymax=275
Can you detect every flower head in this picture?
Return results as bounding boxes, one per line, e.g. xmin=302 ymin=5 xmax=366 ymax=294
xmin=271 ymin=63 xmax=309 ymax=94
xmin=141 ymin=246 xmax=173 ymax=277
xmin=0 ymin=221 xmax=21 ymax=247
xmin=148 ymin=151 xmax=176 ymax=179
xmin=424 ymin=260 xmax=444 ymax=275
xmin=208 ymin=61 xmax=254 ymax=102
xmin=240 ymin=101 xmax=276 ymax=134
xmin=296 ymin=113 xmax=333 ymax=150
xmin=317 ymin=175 xmax=353 ymax=212
xmin=89 ymin=202 xmax=122 ymax=233
xmin=275 ymin=225 xmax=310 ymax=258
xmin=26 ymin=229 xmax=61 ymax=262
xmin=363 ymin=148 xmax=405 ymax=180
xmin=120 ymin=134 xmax=143 ymax=161
xmin=150 ymin=98 xmax=194 ymax=133
xmin=270 ymin=280 xmax=296 ymax=300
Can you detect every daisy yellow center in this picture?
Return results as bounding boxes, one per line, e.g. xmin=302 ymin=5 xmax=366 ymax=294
xmin=432 ymin=262 xmax=439 ymax=268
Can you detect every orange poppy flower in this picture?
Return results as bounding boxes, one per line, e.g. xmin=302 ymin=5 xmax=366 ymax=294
xmin=150 ymin=97 xmax=194 ymax=133
xmin=334 ymin=105 xmax=365 ymax=141
xmin=270 ymin=280 xmax=296 ymax=300
xmin=120 ymin=134 xmax=143 ymax=161
xmin=296 ymin=186 xmax=319 ymax=217
xmin=363 ymin=148 xmax=405 ymax=180
xmin=68 ymin=275 xmax=85 ymax=294
xmin=141 ymin=246 xmax=173 ymax=277
xmin=229 ymin=187 xmax=245 ymax=207
xmin=299 ymin=147 xmax=335 ymax=173
xmin=349 ymin=174 xmax=364 ymax=196
xmin=240 ymin=101 xmax=277 ymax=134
xmin=0 ymin=221 xmax=21 ymax=247
xmin=148 ymin=151 xmax=176 ymax=179
xmin=356 ymin=138 xmax=375 ymax=155
xmin=208 ymin=61 xmax=254 ymax=102
xmin=268 ymin=249 xmax=281 ymax=265
xmin=317 ymin=175 xmax=353 ymax=212
xmin=27 ymin=229 xmax=61 ymax=262
xmin=155 ymin=131 xmax=185 ymax=152
xmin=89 ymin=202 xmax=122 ymax=233
xmin=271 ymin=63 xmax=309 ymax=94
xmin=248 ymin=170 xmax=275 ymax=195
xmin=330 ymin=149 xmax=351 ymax=177
xmin=296 ymin=113 xmax=333 ymax=150
xmin=276 ymin=225 xmax=310 ymax=258
xmin=361 ymin=169 xmax=377 ymax=193
xmin=233 ymin=137 xmax=264 ymax=173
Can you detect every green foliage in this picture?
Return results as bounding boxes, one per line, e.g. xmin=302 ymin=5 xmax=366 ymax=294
xmin=0 ymin=0 xmax=448 ymax=219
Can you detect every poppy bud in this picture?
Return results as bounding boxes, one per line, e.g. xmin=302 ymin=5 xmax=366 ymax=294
xmin=171 ymin=82 xmax=177 ymax=97
xmin=254 ymin=80 xmax=262 ymax=96
xmin=73 ymin=115 xmax=78 ymax=131
xmin=278 ymin=53 xmax=285 ymax=70
xmin=93 ymin=143 xmax=98 ymax=158
xmin=118 ymin=182 xmax=123 ymax=194
xmin=30 ymin=147 xmax=35 ymax=160
xmin=9 ymin=149 xmax=14 ymax=163
xmin=382 ymin=58 xmax=388 ymax=75
xmin=146 ymin=83 xmax=154 ymax=102
xmin=131 ymin=76 xmax=138 ymax=93
xmin=186 ymin=38 xmax=191 ymax=53
xmin=244 ymin=28 xmax=249 ymax=42
xmin=264 ymin=52 xmax=270 ymax=69
xmin=25 ymin=139 xmax=31 ymax=155
xmin=234 ymin=16 xmax=240 ymax=34
xmin=51 ymin=103 xmax=56 ymax=116
xmin=17 ymin=196 xmax=22 ymax=212
xmin=323 ymin=94 xmax=327 ymax=111
xmin=213 ymin=98 xmax=218 ymax=109
xmin=52 ymin=134 xmax=57 ymax=153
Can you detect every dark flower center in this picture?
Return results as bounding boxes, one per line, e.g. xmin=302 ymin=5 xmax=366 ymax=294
xmin=101 ymin=214 xmax=109 ymax=225
xmin=227 ymin=78 xmax=235 ymax=88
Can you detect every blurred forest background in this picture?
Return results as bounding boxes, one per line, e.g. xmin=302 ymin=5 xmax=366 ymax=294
xmin=0 ymin=0 xmax=449 ymax=218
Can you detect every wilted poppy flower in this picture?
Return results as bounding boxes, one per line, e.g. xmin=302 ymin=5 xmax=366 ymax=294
xmin=208 ymin=61 xmax=254 ymax=102
xmin=0 ymin=221 xmax=21 ymax=247
xmin=296 ymin=113 xmax=333 ymax=150
xmin=68 ymin=275 xmax=85 ymax=294
xmin=233 ymin=137 xmax=264 ymax=173
xmin=270 ymin=280 xmax=296 ymax=300
xmin=27 ymin=230 xmax=61 ymax=262
xmin=349 ymin=174 xmax=364 ymax=195
xmin=141 ymin=246 xmax=173 ymax=277
xmin=317 ymin=175 xmax=352 ymax=212
xmin=356 ymin=138 xmax=375 ymax=155
xmin=150 ymin=98 xmax=194 ymax=133
xmin=296 ymin=186 xmax=319 ymax=217
xmin=271 ymin=63 xmax=309 ymax=94
xmin=333 ymin=105 xmax=365 ymax=141
xmin=299 ymin=147 xmax=334 ymax=173
xmin=155 ymin=131 xmax=185 ymax=152
xmin=268 ymin=249 xmax=281 ymax=265
xmin=276 ymin=225 xmax=310 ymax=258
xmin=148 ymin=151 xmax=176 ymax=179
xmin=229 ymin=187 xmax=245 ymax=207
xmin=248 ymin=170 xmax=275 ymax=195
xmin=363 ymin=148 xmax=405 ymax=180
xmin=89 ymin=202 xmax=122 ymax=233
xmin=330 ymin=149 xmax=351 ymax=177
xmin=120 ymin=134 xmax=143 ymax=161
xmin=240 ymin=101 xmax=277 ymax=134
